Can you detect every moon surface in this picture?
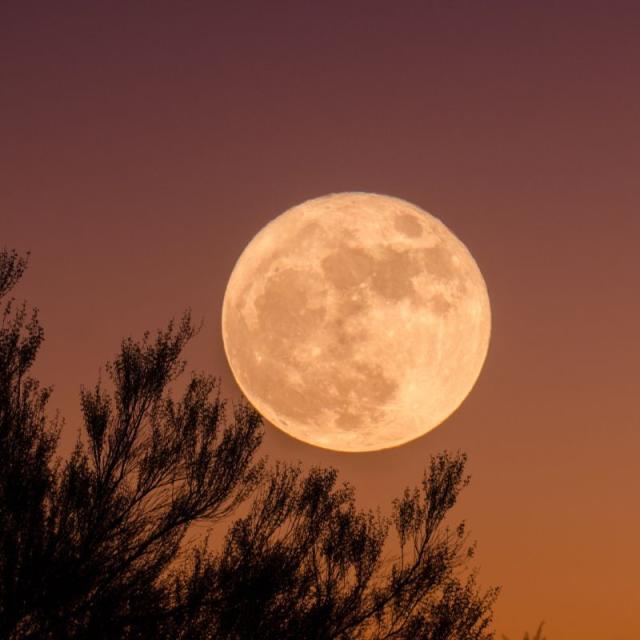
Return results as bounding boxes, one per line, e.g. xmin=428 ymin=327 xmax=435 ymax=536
xmin=222 ymin=193 xmax=491 ymax=452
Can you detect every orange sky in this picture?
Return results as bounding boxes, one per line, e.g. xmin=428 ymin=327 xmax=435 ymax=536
xmin=2 ymin=3 xmax=639 ymax=638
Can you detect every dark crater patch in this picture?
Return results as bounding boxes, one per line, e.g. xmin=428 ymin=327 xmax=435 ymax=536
xmin=322 ymin=247 xmax=374 ymax=289
xmin=394 ymin=213 xmax=423 ymax=238
xmin=330 ymin=361 xmax=398 ymax=431
xmin=370 ymin=248 xmax=418 ymax=301
xmin=414 ymin=244 xmax=456 ymax=280
xmin=322 ymin=245 xmax=421 ymax=302
xmin=428 ymin=293 xmax=453 ymax=315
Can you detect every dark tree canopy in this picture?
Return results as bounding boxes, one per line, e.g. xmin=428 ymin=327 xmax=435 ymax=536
xmin=0 ymin=249 xmax=498 ymax=639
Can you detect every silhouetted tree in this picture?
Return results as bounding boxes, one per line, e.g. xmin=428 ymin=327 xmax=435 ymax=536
xmin=0 ymin=250 xmax=59 ymax=638
xmin=169 ymin=455 xmax=497 ymax=640
xmin=0 ymin=249 xmax=498 ymax=639
xmin=0 ymin=249 xmax=263 ymax=638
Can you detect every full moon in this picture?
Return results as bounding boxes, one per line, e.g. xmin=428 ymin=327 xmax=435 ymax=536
xmin=222 ymin=193 xmax=491 ymax=452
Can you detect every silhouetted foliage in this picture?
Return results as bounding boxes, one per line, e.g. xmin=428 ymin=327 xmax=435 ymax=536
xmin=168 ymin=456 xmax=497 ymax=640
xmin=0 ymin=249 xmax=498 ymax=639
xmin=0 ymin=250 xmax=59 ymax=638
xmin=502 ymin=623 xmax=546 ymax=640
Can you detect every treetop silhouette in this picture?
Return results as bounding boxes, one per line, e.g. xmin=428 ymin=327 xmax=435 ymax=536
xmin=0 ymin=248 xmax=498 ymax=639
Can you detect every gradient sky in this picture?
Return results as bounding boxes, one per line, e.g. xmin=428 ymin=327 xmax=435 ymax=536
xmin=2 ymin=3 xmax=639 ymax=638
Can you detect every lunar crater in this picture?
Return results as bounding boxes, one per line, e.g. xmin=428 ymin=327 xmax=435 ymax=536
xmin=395 ymin=213 xmax=424 ymax=237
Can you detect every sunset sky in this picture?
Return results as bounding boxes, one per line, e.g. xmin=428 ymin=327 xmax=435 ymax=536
xmin=2 ymin=3 xmax=639 ymax=638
